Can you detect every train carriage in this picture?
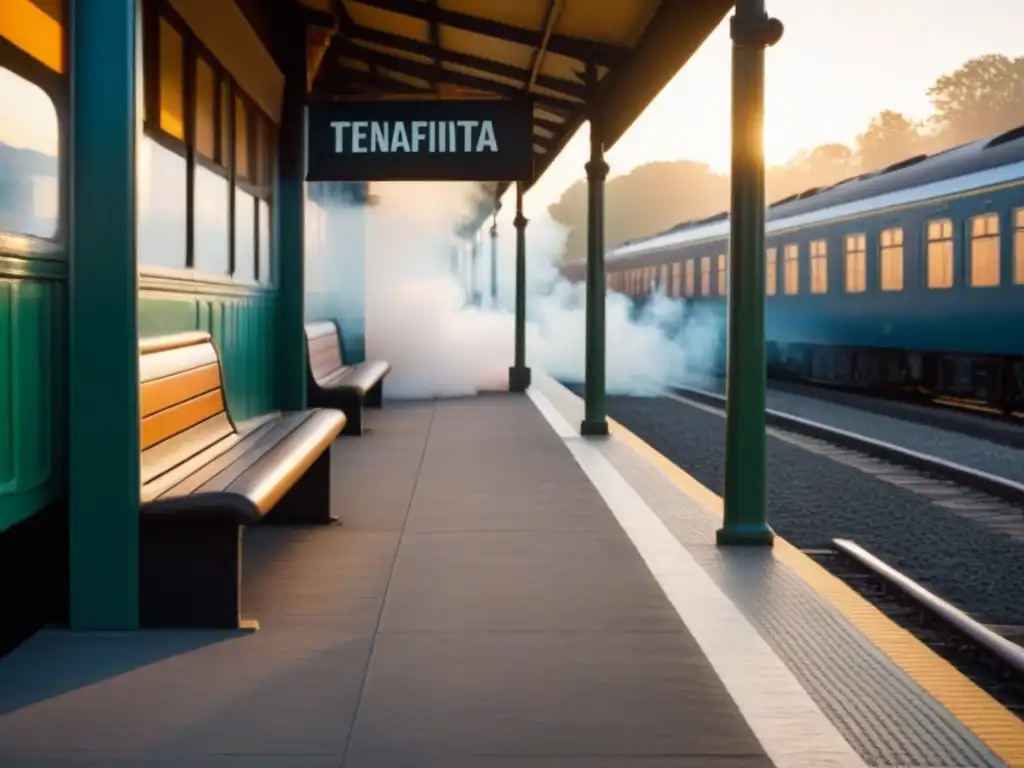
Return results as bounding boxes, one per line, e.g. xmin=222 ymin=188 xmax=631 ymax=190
xmin=564 ymin=125 xmax=1024 ymax=412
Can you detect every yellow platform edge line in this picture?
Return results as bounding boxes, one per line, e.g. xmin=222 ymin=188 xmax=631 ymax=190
xmin=592 ymin=409 xmax=1024 ymax=766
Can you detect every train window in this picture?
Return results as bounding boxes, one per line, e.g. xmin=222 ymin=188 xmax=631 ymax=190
xmin=194 ymin=56 xmax=217 ymax=161
xmin=700 ymin=257 xmax=711 ymax=296
xmin=158 ymin=19 xmax=185 ymax=140
xmin=1015 ymin=208 xmax=1024 ymax=284
xmin=970 ymin=213 xmax=1000 ymax=287
xmin=685 ymin=259 xmax=695 ymax=296
xmin=766 ymin=248 xmax=777 ymax=295
xmin=844 ymin=234 xmax=866 ymax=292
xmin=671 ymin=262 xmax=682 ymax=297
xmin=0 ymin=67 xmax=59 ymax=239
xmin=717 ymin=254 xmax=728 ymax=296
xmin=926 ymin=219 xmax=954 ymax=289
xmin=810 ymin=239 xmax=828 ymax=294
xmin=880 ymin=227 xmax=903 ymax=291
xmin=783 ymin=244 xmax=799 ymax=295
xmin=1 ymin=0 xmax=63 ymax=73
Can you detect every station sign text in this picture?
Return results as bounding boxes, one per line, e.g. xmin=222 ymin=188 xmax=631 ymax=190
xmin=306 ymin=99 xmax=534 ymax=182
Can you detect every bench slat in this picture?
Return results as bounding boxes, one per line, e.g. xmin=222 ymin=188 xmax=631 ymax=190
xmin=141 ymin=414 xmax=236 ymax=487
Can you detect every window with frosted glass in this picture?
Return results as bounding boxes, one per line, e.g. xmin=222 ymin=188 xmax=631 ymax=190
xmin=193 ymin=165 xmax=229 ymax=274
xmin=233 ymin=187 xmax=255 ymax=281
xmin=137 ymin=135 xmax=187 ymax=268
xmin=258 ymin=199 xmax=271 ymax=283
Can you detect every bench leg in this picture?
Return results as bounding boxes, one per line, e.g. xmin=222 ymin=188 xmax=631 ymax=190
xmin=365 ymin=380 xmax=384 ymax=408
xmin=263 ymin=447 xmax=336 ymax=525
xmin=140 ymin=518 xmax=248 ymax=630
xmin=333 ymin=392 xmax=365 ymax=435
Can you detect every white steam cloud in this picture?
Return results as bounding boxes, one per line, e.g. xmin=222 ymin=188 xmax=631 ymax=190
xmin=351 ymin=180 xmax=723 ymax=400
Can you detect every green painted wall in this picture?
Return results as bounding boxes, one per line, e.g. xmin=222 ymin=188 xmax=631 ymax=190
xmin=0 ymin=257 xmax=67 ymax=535
xmin=138 ymin=272 xmax=278 ymax=422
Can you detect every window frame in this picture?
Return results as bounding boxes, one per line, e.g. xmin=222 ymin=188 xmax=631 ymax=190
xmin=879 ymin=226 xmax=904 ymax=292
xmin=925 ymin=218 xmax=954 ymax=289
xmin=968 ymin=212 xmax=1001 ymax=288
xmin=783 ymin=243 xmax=799 ymax=295
xmin=844 ymin=233 xmax=866 ymax=293
xmin=1015 ymin=207 xmax=1024 ymax=285
xmin=809 ymin=238 xmax=827 ymax=294
xmin=141 ymin=0 xmax=275 ymax=282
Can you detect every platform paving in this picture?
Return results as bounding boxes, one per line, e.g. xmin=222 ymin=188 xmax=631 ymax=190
xmin=0 ymin=395 xmax=772 ymax=767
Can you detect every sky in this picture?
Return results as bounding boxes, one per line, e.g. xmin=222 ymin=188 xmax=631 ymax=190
xmin=522 ymin=0 xmax=1024 ymax=213
xmin=2 ymin=0 xmax=1023 ymax=218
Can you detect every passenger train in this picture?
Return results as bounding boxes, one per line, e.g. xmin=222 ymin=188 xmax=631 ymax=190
xmin=562 ymin=124 xmax=1024 ymax=413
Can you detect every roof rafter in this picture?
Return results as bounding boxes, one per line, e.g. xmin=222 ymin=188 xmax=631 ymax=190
xmin=334 ymin=42 xmax=582 ymax=114
xmin=348 ymin=0 xmax=627 ymax=65
xmin=344 ymin=25 xmax=587 ymax=100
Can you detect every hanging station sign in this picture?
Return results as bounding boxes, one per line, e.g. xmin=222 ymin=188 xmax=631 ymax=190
xmin=306 ymin=98 xmax=534 ymax=182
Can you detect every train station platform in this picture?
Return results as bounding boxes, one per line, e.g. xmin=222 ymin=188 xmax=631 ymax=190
xmin=0 ymin=378 xmax=1020 ymax=767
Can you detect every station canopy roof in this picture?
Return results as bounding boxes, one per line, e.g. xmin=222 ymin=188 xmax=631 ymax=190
xmin=294 ymin=0 xmax=731 ymax=230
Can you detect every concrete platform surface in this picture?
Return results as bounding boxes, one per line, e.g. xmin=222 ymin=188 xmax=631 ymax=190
xmin=0 ymin=395 xmax=780 ymax=767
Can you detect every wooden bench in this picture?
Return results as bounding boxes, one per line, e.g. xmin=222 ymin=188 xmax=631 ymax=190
xmin=304 ymin=320 xmax=391 ymax=435
xmin=139 ymin=331 xmax=347 ymax=630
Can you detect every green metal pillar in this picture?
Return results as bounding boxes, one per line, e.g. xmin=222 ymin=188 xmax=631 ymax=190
xmin=509 ymin=181 xmax=531 ymax=392
xmin=68 ymin=0 xmax=140 ymax=629
xmin=717 ymin=0 xmax=784 ymax=547
xmin=489 ymin=222 xmax=498 ymax=306
xmin=273 ymin=9 xmax=307 ymax=411
xmin=581 ymin=64 xmax=609 ymax=437
xmin=470 ymin=236 xmax=479 ymax=306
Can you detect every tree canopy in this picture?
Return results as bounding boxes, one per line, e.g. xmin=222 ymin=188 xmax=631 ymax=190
xmin=549 ymin=53 xmax=1024 ymax=263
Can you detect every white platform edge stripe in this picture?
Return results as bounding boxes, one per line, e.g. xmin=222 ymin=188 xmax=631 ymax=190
xmin=526 ymin=383 xmax=868 ymax=768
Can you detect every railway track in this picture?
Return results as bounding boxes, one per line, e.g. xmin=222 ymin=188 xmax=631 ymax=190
xmin=669 ymin=386 xmax=1024 ymax=707
xmin=671 ymin=386 xmax=1024 ymax=510
xmin=804 ymin=539 xmax=1024 ymax=720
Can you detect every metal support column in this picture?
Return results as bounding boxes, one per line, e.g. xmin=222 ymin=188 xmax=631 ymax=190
xmin=273 ymin=8 xmax=308 ymax=410
xmin=509 ymin=181 xmax=531 ymax=392
xmin=470 ymin=236 xmax=479 ymax=306
xmin=489 ymin=221 xmax=498 ymax=307
xmin=580 ymin=62 xmax=609 ymax=436
xmin=717 ymin=1 xmax=784 ymax=546
xmin=68 ymin=0 xmax=140 ymax=628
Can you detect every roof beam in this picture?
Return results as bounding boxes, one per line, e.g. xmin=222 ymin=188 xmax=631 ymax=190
xmin=427 ymin=0 xmax=441 ymax=92
xmin=314 ymin=66 xmax=434 ymax=95
xmin=345 ymin=25 xmax=587 ymax=99
xmin=348 ymin=0 xmax=627 ymax=65
xmin=340 ymin=43 xmax=582 ymax=114
xmin=534 ymin=116 xmax=565 ymax=133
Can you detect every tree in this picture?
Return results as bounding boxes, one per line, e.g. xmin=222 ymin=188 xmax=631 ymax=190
xmin=855 ymin=110 xmax=923 ymax=172
xmin=928 ymin=54 xmax=1024 ymax=146
xmin=548 ymin=160 xmax=728 ymax=263
xmin=767 ymin=143 xmax=855 ymax=201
